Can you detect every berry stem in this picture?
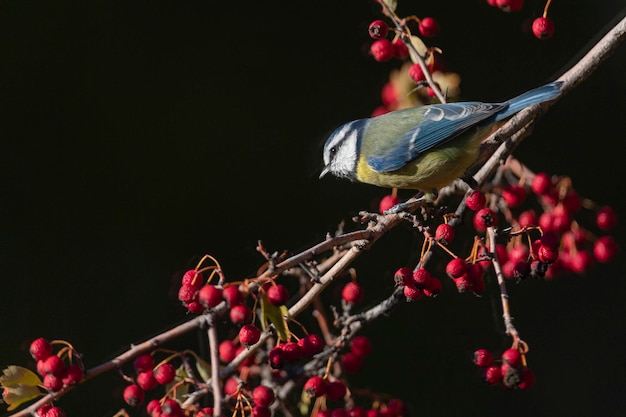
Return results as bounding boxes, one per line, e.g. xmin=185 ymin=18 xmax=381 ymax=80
xmin=543 ymin=0 xmax=552 ymax=18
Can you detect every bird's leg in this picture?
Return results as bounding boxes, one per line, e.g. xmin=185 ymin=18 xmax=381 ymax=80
xmin=384 ymin=191 xmax=430 ymax=214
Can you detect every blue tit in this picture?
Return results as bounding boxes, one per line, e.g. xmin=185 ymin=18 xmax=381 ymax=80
xmin=320 ymin=82 xmax=562 ymax=192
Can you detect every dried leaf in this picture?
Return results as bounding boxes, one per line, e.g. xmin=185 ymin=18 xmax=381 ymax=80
xmin=408 ymin=36 xmax=428 ymax=62
xmin=382 ymin=0 xmax=397 ymax=13
xmin=195 ymin=357 xmax=211 ymax=383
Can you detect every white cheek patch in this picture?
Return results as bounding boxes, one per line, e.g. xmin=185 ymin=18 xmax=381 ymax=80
xmin=332 ymin=128 xmax=359 ymax=177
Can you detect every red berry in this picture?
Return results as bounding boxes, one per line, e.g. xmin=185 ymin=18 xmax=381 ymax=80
xmin=538 ymin=244 xmax=559 ymax=264
xmin=331 ymin=409 xmax=348 ymax=417
xmin=412 ymin=268 xmax=432 ymax=289
xmin=518 ymin=367 xmax=536 ymax=389
xmin=123 ymin=384 xmax=144 ymax=406
xmin=239 ymin=324 xmax=261 ymax=346
xmin=219 ymin=340 xmax=238 ymax=363
xmin=408 ymin=63 xmax=426 ymax=83
xmin=154 ymin=363 xmax=176 ymax=385
xmin=484 ymin=365 xmax=503 ymax=384
xmin=465 ymin=190 xmax=486 ymax=211
xmin=435 ymin=223 xmax=455 ymax=244
xmin=223 ymin=285 xmax=243 ymax=306
xmin=40 ymin=355 xmax=64 ymax=377
xmin=342 ymin=281 xmax=364 ymax=304
xmin=46 ymin=407 xmax=66 ymax=417
xmin=252 ymin=406 xmax=271 ymax=417
xmin=453 ymin=275 xmax=472 ymax=293
xmin=230 ymin=304 xmax=252 ymax=324
xmin=224 ymin=377 xmax=239 ymax=396
xmin=349 ymin=407 xmax=367 ymax=417
xmin=502 ymin=185 xmax=526 ymax=207
xmin=326 ymin=380 xmax=347 ymax=401
xmin=268 ymin=346 xmax=286 ymax=369
xmin=473 ymin=208 xmax=497 ymax=232
xmin=280 ymin=341 xmax=303 ymax=362
xmin=445 ymin=258 xmax=467 ymax=279
xmin=393 ymin=267 xmax=414 ymax=286
xmin=386 ymin=399 xmax=406 ymax=417
xmin=30 ymin=338 xmax=52 ymax=361
xmin=196 ymin=407 xmax=214 ymax=417
xmin=37 ymin=404 xmax=52 ymax=417
xmin=594 ymin=236 xmax=619 ymax=263
xmin=473 ymin=349 xmax=493 ymax=367
xmin=185 ymin=300 xmax=204 ymax=313
xmin=381 ymin=82 xmax=398 ymax=108
xmin=486 ymin=0 xmax=499 ymax=7
xmin=392 ymin=39 xmax=409 ymax=60
xmin=133 ymin=354 xmax=155 ymax=373
xmin=370 ymin=39 xmax=395 ymax=62
xmin=252 ymin=385 xmax=275 ymax=407
xmin=379 ymin=194 xmax=400 ymax=213
xmin=496 ymin=0 xmax=524 ymax=12
xmin=501 ymin=348 xmax=523 ymax=368
xmin=304 ymin=375 xmax=327 ymax=397
xmin=60 ymin=364 xmax=83 ymax=386
xmin=298 ymin=333 xmax=325 ymax=357
xmin=569 ymin=250 xmax=594 ymax=273
xmin=181 ymin=269 xmax=203 ymax=289
xmin=161 ymin=398 xmax=182 ymax=416
xmin=403 ymin=285 xmax=424 ymax=301
xmin=341 ymin=352 xmax=363 ymax=373
xmin=368 ymin=20 xmax=389 ymax=39
xmin=418 ymin=17 xmax=440 ymax=37
xmin=136 ymin=370 xmax=158 ymax=391
xmin=531 ymin=173 xmax=552 ymax=195
xmin=596 ymin=206 xmax=618 ymax=231
xmin=235 ymin=345 xmax=256 ymax=367
xmin=178 ymin=283 xmax=198 ymax=304
xmin=43 ymin=374 xmax=63 ymax=391
xmin=532 ymin=17 xmax=555 ymax=39
xmin=423 ymin=277 xmax=442 ymax=297
xmin=146 ymin=399 xmax=161 ymax=416
xmin=267 ymin=284 xmax=289 ymax=306
xmin=198 ymin=285 xmax=223 ymax=308
xmin=350 ymin=336 xmax=372 ymax=357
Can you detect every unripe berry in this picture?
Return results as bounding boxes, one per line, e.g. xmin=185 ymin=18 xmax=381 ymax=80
xmin=267 ymin=284 xmax=289 ymax=306
xmin=60 ymin=364 xmax=83 ymax=386
xmin=418 ymin=17 xmax=440 ymax=37
xmin=326 ymin=380 xmax=347 ymax=401
xmin=393 ymin=267 xmax=414 ymax=287
xmin=252 ymin=385 xmax=275 ymax=407
xmin=484 ymin=365 xmax=503 ymax=384
xmin=465 ymin=190 xmax=486 ymax=211
xmin=30 ymin=338 xmax=52 ymax=361
xmin=43 ymin=374 xmax=63 ymax=391
xmin=435 ymin=223 xmax=454 ymax=244
xmin=341 ymin=352 xmax=363 ymax=373
xmin=154 ymin=363 xmax=176 ymax=385
xmin=198 ymin=284 xmax=223 ymax=308
xmin=342 ymin=281 xmax=364 ymax=304
xmin=445 ymin=258 xmax=467 ymax=279
xmin=594 ymin=236 xmax=619 ymax=263
xmin=473 ymin=208 xmax=498 ymax=232
xmin=123 ymin=384 xmax=144 ymax=406
xmin=379 ymin=194 xmax=400 ymax=213
xmin=501 ymin=348 xmax=523 ymax=368
xmin=350 ymin=336 xmax=372 ymax=357
xmin=230 ymin=304 xmax=252 ymax=324
xmin=596 ymin=206 xmax=618 ymax=231
xmin=368 ymin=20 xmax=389 ymax=39
xmin=239 ymin=324 xmax=261 ymax=347
xmin=136 ymin=370 xmax=158 ymax=391
xmin=298 ymin=333 xmax=325 ymax=357
xmin=133 ymin=354 xmax=155 ymax=373
xmin=532 ymin=16 xmax=555 ymax=39
xmin=304 ymin=375 xmax=327 ymax=397
xmin=473 ymin=349 xmax=493 ymax=367
xmin=370 ymin=39 xmax=395 ymax=62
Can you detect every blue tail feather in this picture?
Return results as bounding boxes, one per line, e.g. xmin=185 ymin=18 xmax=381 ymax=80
xmin=494 ymin=81 xmax=563 ymax=122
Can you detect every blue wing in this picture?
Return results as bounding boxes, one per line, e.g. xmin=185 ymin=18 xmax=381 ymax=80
xmin=366 ymin=101 xmax=505 ymax=172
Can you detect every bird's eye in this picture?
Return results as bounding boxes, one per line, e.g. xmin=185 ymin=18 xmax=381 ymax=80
xmin=330 ymin=146 xmax=337 ymax=155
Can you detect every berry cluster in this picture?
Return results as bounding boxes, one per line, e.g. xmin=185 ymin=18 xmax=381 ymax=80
xmin=30 ymin=338 xmax=84 ymax=394
xmin=121 ymin=353 xmax=178 ymax=408
xmin=315 ymin=398 xmax=407 ymax=417
xmin=473 ymin=348 xmax=535 ymax=389
xmin=486 ymin=0 xmax=556 ymax=39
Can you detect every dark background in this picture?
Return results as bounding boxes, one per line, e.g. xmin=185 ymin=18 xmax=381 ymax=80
xmin=2 ymin=1 xmax=626 ymax=416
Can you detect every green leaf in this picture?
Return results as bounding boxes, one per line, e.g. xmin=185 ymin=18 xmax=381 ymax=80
xmin=408 ymin=36 xmax=427 ymax=62
xmin=165 ymin=365 xmax=189 ymax=403
xmin=260 ymin=293 xmax=291 ymax=342
xmin=0 ymin=366 xmax=43 ymax=410
xmin=195 ymin=357 xmax=211 ymax=383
